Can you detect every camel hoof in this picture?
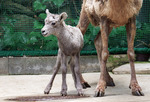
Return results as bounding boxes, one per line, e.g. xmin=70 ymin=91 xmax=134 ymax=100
xmin=95 ymin=91 xmax=105 ymax=97
xmin=132 ymin=91 xmax=144 ymax=96
xmin=106 ymin=77 xmax=115 ymax=87
xmin=129 ymin=81 xmax=144 ymax=96
xmin=82 ymin=82 xmax=91 ymax=89
xmin=106 ymin=81 xmax=115 ymax=86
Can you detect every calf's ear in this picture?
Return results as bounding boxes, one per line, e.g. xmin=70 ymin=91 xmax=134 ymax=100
xmin=46 ymin=9 xmax=51 ymax=15
xmin=59 ymin=12 xmax=68 ymax=22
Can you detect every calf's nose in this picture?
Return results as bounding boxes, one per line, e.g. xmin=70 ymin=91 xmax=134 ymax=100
xmin=41 ymin=30 xmax=45 ymax=34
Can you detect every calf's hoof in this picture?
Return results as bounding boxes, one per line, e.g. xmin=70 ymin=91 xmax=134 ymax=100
xmin=44 ymin=90 xmax=50 ymax=94
xmin=61 ymin=90 xmax=67 ymax=96
xmin=78 ymin=92 xmax=84 ymax=96
xmin=77 ymin=89 xmax=84 ymax=96
xmin=82 ymin=82 xmax=91 ymax=89
xmin=44 ymin=87 xmax=50 ymax=94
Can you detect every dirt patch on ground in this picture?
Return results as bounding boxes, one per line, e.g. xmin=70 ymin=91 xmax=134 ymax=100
xmin=6 ymin=95 xmax=89 ymax=101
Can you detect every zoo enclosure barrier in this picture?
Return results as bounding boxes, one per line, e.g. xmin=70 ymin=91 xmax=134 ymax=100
xmin=0 ymin=0 xmax=150 ymax=57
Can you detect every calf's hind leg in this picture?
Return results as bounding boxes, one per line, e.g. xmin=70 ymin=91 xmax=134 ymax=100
xmin=74 ymin=53 xmax=83 ymax=96
xmin=70 ymin=57 xmax=77 ymax=88
xmin=70 ymin=56 xmax=89 ymax=91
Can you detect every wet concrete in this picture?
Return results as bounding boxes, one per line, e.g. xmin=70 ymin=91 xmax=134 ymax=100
xmin=6 ymin=95 xmax=89 ymax=101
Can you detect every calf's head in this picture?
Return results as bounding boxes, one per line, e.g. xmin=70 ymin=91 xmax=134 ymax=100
xmin=41 ymin=9 xmax=68 ymax=37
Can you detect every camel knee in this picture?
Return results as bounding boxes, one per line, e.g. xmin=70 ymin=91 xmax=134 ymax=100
xmin=102 ymin=49 xmax=109 ymax=62
xmin=127 ymin=50 xmax=135 ymax=61
xmin=94 ymin=39 xmax=99 ymax=49
xmin=94 ymin=32 xmax=102 ymax=52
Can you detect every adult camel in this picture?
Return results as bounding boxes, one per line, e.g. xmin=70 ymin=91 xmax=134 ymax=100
xmin=77 ymin=0 xmax=144 ymax=97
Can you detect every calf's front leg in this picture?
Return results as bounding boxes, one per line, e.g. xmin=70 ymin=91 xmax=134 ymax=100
xmin=44 ymin=49 xmax=61 ymax=94
xmin=60 ymin=53 xmax=68 ymax=96
xmin=126 ymin=16 xmax=144 ymax=96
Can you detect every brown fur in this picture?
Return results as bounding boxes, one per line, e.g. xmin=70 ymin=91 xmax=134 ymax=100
xmin=77 ymin=0 xmax=144 ymax=97
xmin=85 ymin=0 xmax=143 ymax=26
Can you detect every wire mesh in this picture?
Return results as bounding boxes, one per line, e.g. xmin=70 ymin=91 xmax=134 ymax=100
xmin=0 ymin=0 xmax=149 ymax=57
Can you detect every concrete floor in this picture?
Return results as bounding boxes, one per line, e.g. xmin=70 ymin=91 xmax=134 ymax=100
xmin=0 ymin=73 xmax=150 ymax=102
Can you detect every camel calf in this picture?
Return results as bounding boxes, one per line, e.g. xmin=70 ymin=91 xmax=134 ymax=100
xmin=41 ymin=9 xmax=89 ymax=96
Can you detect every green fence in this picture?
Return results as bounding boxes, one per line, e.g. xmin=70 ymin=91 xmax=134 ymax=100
xmin=0 ymin=0 xmax=150 ymax=57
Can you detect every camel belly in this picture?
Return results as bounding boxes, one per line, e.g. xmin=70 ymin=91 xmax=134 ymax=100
xmin=85 ymin=0 xmax=143 ymax=26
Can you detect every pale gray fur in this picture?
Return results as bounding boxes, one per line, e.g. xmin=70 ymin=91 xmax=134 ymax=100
xmin=41 ymin=9 xmax=84 ymax=96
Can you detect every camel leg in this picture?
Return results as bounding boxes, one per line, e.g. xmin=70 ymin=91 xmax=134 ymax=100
xmin=80 ymin=74 xmax=91 ymax=89
xmin=77 ymin=1 xmax=91 ymax=89
xmin=44 ymin=49 xmax=61 ymax=94
xmin=126 ymin=16 xmax=144 ymax=96
xmin=60 ymin=52 xmax=68 ymax=96
xmin=105 ymin=26 xmax=115 ymax=86
xmin=77 ymin=0 xmax=90 ymax=35
xmin=94 ymin=31 xmax=115 ymax=87
xmin=95 ymin=17 xmax=110 ymax=97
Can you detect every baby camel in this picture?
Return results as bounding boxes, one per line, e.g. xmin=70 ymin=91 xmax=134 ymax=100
xmin=41 ymin=9 xmax=87 ymax=96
